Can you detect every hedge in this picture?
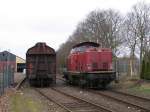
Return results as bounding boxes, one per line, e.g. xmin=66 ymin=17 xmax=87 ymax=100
xmin=141 ymin=52 xmax=150 ymax=80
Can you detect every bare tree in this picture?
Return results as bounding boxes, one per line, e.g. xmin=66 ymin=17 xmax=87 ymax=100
xmin=57 ymin=39 xmax=76 ymax=73
xmin=130 ymin=2 xmax=150 ymax=77
xmin=82 ymin=9 xmax=123 ymax=55
xmin=123 ymin=12 xmax=138 ymax=76
xmin=70 ymin=22 xmax=91 ymax=43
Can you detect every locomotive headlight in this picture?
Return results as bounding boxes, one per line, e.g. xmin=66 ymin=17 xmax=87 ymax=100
xmin=87 ymin=64 xmax=92 ymax=70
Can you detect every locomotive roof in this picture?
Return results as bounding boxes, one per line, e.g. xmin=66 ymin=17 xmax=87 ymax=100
xmin=26 ymin=42 xmax=55 ymax=55
xmin=72 ymin=42 xmax=99 ymax=48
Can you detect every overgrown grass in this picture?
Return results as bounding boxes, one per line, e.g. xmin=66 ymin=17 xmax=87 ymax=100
xmin=10 ymin=92 xmax=43 ymax=112
xmin=130 ymin=84 xmax=150 ymax=94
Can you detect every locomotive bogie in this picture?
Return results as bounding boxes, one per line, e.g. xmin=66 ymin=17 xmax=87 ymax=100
xmin=64 ymin=71 xmax=116 ymax=88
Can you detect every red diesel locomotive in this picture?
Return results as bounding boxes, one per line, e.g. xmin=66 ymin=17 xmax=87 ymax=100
xmin=64 ymin=42 xmax=116 ymax=88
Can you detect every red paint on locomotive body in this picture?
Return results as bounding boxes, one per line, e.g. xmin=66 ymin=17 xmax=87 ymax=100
xmin=67 ymin=43 xmax=113 ymax=73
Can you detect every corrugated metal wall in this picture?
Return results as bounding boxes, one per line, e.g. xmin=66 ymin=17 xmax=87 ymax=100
xmin=0 ymin=65 xmax=14 ymax=95
xmin=0 ymin=51 xmax=15 ymax=95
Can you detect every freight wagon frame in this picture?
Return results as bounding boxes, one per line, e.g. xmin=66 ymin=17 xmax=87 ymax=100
xmin=26 ymin=42 xmax=56 ymax=87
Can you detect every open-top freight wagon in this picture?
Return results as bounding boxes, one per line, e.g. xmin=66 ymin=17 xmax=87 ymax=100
xmin=64 ymin=42 xmax=116 ymax=88
xmin=26 ymin=42 xmax=56 ymax=87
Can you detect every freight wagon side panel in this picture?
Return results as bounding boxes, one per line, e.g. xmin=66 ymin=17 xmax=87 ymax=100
xmin=47 ymin=55 xmax=56 ymax=83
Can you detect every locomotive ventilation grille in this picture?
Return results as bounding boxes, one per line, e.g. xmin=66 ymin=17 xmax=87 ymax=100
xmin=92 ymin=62 xmax=98 ymax=69
xmin=103 ymin=62 xmax=108 ymax=69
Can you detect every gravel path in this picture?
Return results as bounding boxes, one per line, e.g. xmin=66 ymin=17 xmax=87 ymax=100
xmin=14 ymin=73 xmax=26 ymax=86
xmin=0 ymin=89 xmax=11 ymax=112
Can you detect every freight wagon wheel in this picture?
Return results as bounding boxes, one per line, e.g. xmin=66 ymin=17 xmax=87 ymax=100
xmin=29 ymin=79 xmax=34 ymax=86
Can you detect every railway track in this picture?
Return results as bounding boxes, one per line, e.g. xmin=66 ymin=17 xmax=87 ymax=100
xmin=89 ymin=90 xmax=150 ymax=112
xmin=109 ymin=89 xmax=150 ymax=101
xmin=57 ymin=77 xmax=150 ymax=112
xmin=15 ymin=77 xmax=26 ymax=90
xmin=35 ymin=87 xmax=115 ymax=112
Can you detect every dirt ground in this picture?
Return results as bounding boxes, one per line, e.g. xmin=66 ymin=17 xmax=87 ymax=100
xmin=0 ymin=89 xmax=11 ymax=112
xmin=14 ymin=73 xmax=26 ymax=86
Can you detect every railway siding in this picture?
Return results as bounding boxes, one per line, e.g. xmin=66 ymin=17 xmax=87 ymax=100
xmin=89 ymin=90 xmax=150 ymax=112
xmin=36 ymin=88 xmax=115 ymax=112
xmin=57 ymin=77 xmax=149 ymax=112
xmin=55 ymin=78 xmax=149 ymax=112
xmin=99 ymin=90 xmax=150 ymax=110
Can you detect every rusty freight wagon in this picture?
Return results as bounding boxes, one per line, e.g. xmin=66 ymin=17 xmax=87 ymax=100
xmin=26 ymin=42 xmax=56 ymax=87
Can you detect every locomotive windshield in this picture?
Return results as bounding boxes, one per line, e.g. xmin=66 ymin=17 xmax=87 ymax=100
xmin=71 ymin=45 xmax=97 ymax=53
xmin=71 ymin=42 xmax=100 ymax=53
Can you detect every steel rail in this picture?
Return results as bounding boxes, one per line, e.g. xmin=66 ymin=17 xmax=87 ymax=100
xmin=51 ymin=87 xmax=115 ymax=112
xmin=57 ymin=77 xmax=150 ymax=112
xmin=15 ymin=77 xmax=26 ymax=90
xmin=35 ymin=88 xmax=73 ymax=112
xmin=89 ymin=90 xmax=150 ymax=112
xmin=110 ymin=90 xmax=150 ymax=101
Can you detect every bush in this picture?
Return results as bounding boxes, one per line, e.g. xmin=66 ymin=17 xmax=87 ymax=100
xmin=141 ymin=52 xmax=150 ymax=80
xmin=141 ymin=60 xmax=145 ymax=79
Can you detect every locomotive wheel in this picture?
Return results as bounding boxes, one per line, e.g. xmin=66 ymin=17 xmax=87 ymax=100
xmin=79 ymin=79 xmax=86 ymax=88
xmin=100 ymin=82 xmax=107 ymax=89
xmin=67 ymin=80 xmax=72 ymax=85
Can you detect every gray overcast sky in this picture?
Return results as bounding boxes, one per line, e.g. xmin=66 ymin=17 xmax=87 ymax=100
xmin=0 ymin=0 xmax=149 ymax=58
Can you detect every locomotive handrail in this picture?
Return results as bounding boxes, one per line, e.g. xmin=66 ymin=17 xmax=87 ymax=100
xmin=67 ymin=71 xmax=116 ymax=74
